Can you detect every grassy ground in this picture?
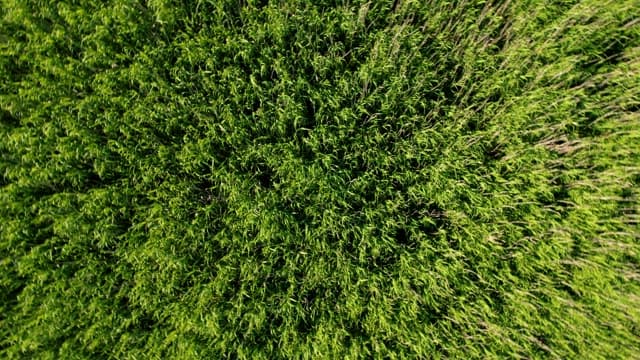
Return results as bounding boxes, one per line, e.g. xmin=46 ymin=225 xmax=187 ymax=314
xmin=1 ymin=0 xmax=639 ymax=358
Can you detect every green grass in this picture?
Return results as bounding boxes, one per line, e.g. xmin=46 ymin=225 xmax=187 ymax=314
xmin=1 ymin=0 xmax=639 ymax=358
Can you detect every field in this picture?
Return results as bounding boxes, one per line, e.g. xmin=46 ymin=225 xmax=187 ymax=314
xmin=1 ymin=0 xmax=639 ymax=358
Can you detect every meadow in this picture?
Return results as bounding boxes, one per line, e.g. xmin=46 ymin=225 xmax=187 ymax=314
xmin=1 ymin=0 xmax=639 ymax=358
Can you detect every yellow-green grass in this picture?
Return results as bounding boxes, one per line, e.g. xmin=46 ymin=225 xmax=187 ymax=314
xmin=1 ymin=0 xmax=639 ymax=358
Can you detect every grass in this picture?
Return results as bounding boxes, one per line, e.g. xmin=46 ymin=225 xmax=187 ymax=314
xmin=1 ymin=0 xmax=639 ymax=358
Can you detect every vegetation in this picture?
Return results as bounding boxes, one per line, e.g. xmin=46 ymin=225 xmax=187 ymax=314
xmin=1 ymin=0 xmax=639 ymax=358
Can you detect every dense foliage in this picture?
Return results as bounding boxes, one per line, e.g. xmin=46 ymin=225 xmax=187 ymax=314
xmin=1 ymin=0 xmax=639 ymax=358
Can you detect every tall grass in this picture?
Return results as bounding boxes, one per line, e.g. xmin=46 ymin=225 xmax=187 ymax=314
xmin=1 ymin=0 xmax=639 ymax=358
